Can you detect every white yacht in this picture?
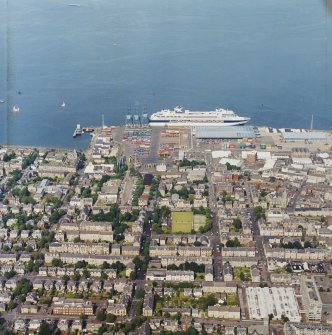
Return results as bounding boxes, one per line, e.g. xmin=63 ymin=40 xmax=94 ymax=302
xmin=61 ymin=101 xmax=66 ymax=108
xmin=149 ymin=106 xmax=250 ymax=127
xmin=12 ymin=106 xmax=20 ymax=112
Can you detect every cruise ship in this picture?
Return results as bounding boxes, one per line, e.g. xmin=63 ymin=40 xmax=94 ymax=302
xmin=149 ymin=106 xmax=250 ymax=127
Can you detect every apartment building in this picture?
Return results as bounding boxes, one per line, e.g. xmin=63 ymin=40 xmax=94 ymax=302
xmin=52 ymin=298 xmax=94 ymax=316
xmin=300 ymin=275 xmax=322 ymax=321
xmin=207 ymin=306 xmax=241 ymax=320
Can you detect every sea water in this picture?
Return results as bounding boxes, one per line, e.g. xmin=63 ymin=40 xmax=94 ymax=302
xmin=0 ymin=0 xmax=331 ymax=148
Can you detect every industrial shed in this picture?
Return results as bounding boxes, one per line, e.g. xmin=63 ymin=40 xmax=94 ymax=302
xmin=195 ymin=126 xmax=255 ymax=139
xmin=282 ymin=131 xmax=326 ymax=142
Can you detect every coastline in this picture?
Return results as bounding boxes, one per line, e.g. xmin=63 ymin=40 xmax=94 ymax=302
xmin=1 ymin=123 xmax=331 ymax=152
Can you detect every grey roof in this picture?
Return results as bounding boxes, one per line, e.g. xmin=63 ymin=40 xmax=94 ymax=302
xmin=223 ymin=261 xmax=233 ymax=276
xmin=283 ymin=131 xmax=326 ymax=141
xmin=195 ymin=126 xmax=255 ymax=139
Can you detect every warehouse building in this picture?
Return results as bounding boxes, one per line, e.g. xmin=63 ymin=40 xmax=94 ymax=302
xmin=282 ymin=131 xmax=326 ymax=142
xmin=195 ymin=126 xmax=256 ymax=139
xmin=246 ymin=286 xmax=301 ymax=322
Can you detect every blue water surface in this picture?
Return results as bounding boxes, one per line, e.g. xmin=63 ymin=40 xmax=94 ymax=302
xmin=0 ymin=0 xmax=331 ymax=148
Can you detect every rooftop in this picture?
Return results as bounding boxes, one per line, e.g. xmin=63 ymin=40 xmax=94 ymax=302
xmin=195 ymin=126 xmax=256 ymax=139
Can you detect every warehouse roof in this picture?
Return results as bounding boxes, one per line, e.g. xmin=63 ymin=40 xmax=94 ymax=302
xmin=282 ymin=131 xmax=326 ymax=141
xmin=246 ymin=286 xmax=301 ymax=322
xmin=195 ymin=126 xmax=255 ymax=139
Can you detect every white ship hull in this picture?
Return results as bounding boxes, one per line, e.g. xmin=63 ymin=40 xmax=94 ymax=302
xmin=149 ymin=120 xmax=248 ymax=127
xmin=148 ymin=106 xmax=250 ymax=128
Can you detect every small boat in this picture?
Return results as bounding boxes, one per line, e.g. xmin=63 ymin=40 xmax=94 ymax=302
xmin=0 ymin=100 xmax=4 ymax=103
xmin=61 ymin=101 xmax=66 ymax=108
xmin=12 ymin=106 xmax=20 ymax=112
xmin=68 ymin=3 xmax=80 ymax=6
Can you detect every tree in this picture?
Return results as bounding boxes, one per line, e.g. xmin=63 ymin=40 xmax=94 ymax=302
xmin=100 ymin=272 xmax=107 ymax=281
xmin=101 ymin=261 xmax=111 ymax=270
xmin=4 ymin=270 xmax=17 ymax=279
xmin=7 ymin=300 xmax=15 ymax=310
xmin=130 ymin=271 xmax=136 ymax=280
xmin=96 ymin=310 xmax=106 ymax=321
xmin=254 ymin=206 xmax=266 ymax=220
xmin=62 ymin=274 xmax=70 ymax=282
xmin=82 ymin=269 xmax=90 ymax=279
xmin=77 ymin=152 xmax=87 ymax=170
xmin=187 ymin=327 xmax=199 ymax=335
xmin=110 ymin=261 xmax=125 ymax=274
xmin=13 ymin=278 xmax=32 ymax=297
xmin=74 ymin=260 xmax=88 ymax=269
xmin=98 ymin=326 xmax=108 ymax=335
xmin=135 ymin=288 xmax=145 ymax=299
xmin=49 ymin=209 xmax=65 ymax=225
xmin=3 ymin=152 xmax=16 ymax=162
xmin=44 ymin=195 xmax=63 ymax=208
xmin=39 ymin=321 xmax=51 ymax=335
xmin=52 ymin=258 xmax=63 ymax=267
xmin=72 ymin=271 xmax=81 ymax=281
xmin=239 ymin=272 xmax=246 ymax=281
xmin=226 ymin=238 xmax=241 ymax=248
xmin=179 ymin=158 xmax=205 ymax=168
xmin=26 ymin=260 xmax=34 ymax=273
xmin=175 ymin=312 xmax=181 ymax=321
xmin=152 ymin=223 xmax=163 ymax=234
xmin=106 ymin=313 xmax=116 ymax=323
xmin=304 ymin=241 xmax=313 ymax=248
xmin=232 ymin=218 xmax=242 ymax=231
xmin=199 ymin=294 xmax=217 ymax=311
xmin=268 ymin=313 xmax=274 ymax=321
xmin=281 ymin=314 xmax=289 ymax=323
xmin=22 ymin=151 xmax=38 ymax=169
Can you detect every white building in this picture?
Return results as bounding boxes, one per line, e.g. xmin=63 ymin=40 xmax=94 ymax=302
xmin=300 ymin=276 xmax=322 ymax=321
xmin=246 ymin=287 xmax=301 ymax=322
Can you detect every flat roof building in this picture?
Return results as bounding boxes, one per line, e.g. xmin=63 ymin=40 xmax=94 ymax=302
xmin=283 ymin=131 xmax=326 ymax=142
xmin=300 ymin=275 xmax=323 ymax=321
xmin=246 ymin=286 xmax=301 ymax=322
xmin=195 ymin=126 xmax=256 ymax=139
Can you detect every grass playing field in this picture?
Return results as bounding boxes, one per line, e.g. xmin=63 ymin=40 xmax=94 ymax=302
xmin=171 ymin=211 xmax=193 ymax=233
xmin=193 ymin=214 xmax=206 ymax=231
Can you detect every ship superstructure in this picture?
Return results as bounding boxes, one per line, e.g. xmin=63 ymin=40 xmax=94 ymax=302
xmin=149 ymin=106 xmax=250 ymax=127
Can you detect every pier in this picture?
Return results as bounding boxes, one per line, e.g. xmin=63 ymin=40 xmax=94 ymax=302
xmin=72 ymin=124 xmax=82 ymax=138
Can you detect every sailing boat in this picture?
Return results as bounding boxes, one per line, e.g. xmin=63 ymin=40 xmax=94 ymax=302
xmin=12 ymin=106 xmax=20 ymax=112
xmin=61 ymin=101 xmax=66 ymax=108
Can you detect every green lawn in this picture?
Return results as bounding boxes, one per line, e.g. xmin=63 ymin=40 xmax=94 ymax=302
xmin=195 ymin=272 xmax=205 ymax=280
xmin=226 ymin=293 xmax=238 ymax=306
xmin=193 ymin=214 xmax=206 ymax=231
xmin=171 ymin=212 xmax=193 ymax=233
xmin=234 ymin=266 xmax=251 ymax=281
